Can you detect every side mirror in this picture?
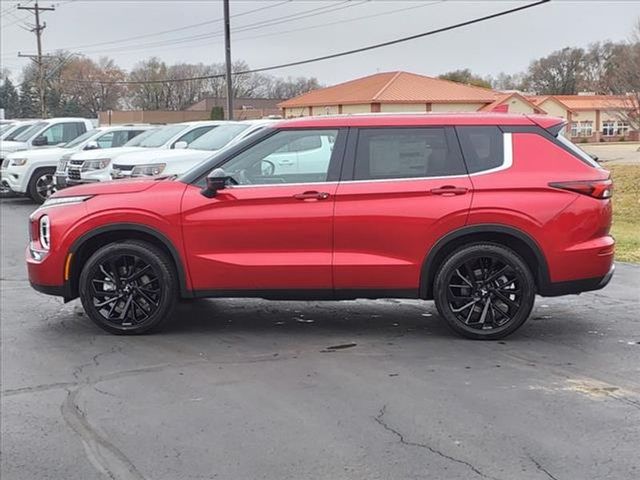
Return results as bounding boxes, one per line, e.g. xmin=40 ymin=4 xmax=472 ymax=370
xmin=85 ymin=140 xmax=99 ymax=150
xmin=32 ymin=136 xmax=48 ymax=146
xmin=174 ymin=141 xmax=188 ymax=150
xmin=201 ymin=168 xmax=234 ymax=198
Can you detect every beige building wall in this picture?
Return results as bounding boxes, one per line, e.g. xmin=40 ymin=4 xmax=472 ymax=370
xmin=539 ymin=100 xmax=568 ymax=119
xmin=341 ymin=104 xmax=372 ymax=114
xmin=380 ymin=103 xmax=426 ymax=113
xmin=283 ymin=106 xmax=311 ymax=117
xmin=504 ymin=97 xmax=536 ymax=114
xmin=430 ymin=103 xmax=486 ymax=112
xmin=311 ymin=105 xmax=340 ymax=116
xmin=572 ymin=110 xmax=597 ymax=124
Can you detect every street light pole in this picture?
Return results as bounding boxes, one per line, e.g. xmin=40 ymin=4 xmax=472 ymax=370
xmin=223 ymin=0 xmax=233 ymax=120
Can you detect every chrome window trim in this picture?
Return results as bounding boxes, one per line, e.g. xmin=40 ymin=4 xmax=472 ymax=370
xmin=210 ymin=132 xmax=513 ymax=188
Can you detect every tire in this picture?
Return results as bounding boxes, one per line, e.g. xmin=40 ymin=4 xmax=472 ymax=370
xmin=79 ymin=240 xmax=178 ymax=335
xmin=433 ymin=243 xmax=536 ymax=340
xmin=27 ymin=167 xmax=56 ymax=204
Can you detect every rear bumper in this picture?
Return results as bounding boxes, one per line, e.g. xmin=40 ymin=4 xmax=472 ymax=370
xmin=540 ymin=264 xmax=614 ymax=296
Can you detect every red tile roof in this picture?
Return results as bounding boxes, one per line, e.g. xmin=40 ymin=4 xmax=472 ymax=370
xmin=479 ymin=92 xmax=546 ymax=113
xmin=527 ymin=95 xmax=633 ymax=111
xmin=279 ymin=71 xmax=497 ymax=108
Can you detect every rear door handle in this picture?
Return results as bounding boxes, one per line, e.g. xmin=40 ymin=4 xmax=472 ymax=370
xmin=293 ymin=191 xmax=330 ymax=200
xmin=430 ymin=185 xmax=468 ymax=196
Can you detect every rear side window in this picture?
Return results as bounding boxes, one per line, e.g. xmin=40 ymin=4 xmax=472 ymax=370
xmin=456 ymin=126 xmax=503 ymax=173
xmin=354 ymin=128 xmax=466 ymax=180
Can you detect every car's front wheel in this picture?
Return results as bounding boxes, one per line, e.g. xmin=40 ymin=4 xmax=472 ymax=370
xmin=79 ymin=241 xmax=178 ymax=335
xmin=433 ymin=243 xmax=536 ymax=340
xmin=27 ymin=167 xmax=56 ymax=204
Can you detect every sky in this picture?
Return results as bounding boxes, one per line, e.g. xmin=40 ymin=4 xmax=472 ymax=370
xmin=1 ymin=0 xmax=639 ymax=86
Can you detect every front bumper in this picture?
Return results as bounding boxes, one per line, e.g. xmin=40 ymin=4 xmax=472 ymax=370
xmin=0 ymin=167 xmax=25 ymax=193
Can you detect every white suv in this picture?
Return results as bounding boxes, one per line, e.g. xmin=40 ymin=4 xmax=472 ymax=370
xmin=0 ymin=117 xmax=93 ymax=163
xmin=111 ymin=120 xmax=273 ymax=179
xmin=64 ymin=121 xmax=223 ymax=186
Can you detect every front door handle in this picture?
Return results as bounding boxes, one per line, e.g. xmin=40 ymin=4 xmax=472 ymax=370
xmin=293 ymin=191 xmax=330 ymax=200
xmin=430 ymin=185 xmax=468 ymax=196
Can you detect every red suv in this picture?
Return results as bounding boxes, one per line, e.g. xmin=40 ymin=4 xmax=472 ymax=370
xmin=27 ymin=114 xmax=614 ymax=339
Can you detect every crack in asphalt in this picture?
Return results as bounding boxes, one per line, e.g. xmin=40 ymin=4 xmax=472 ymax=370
xmin=61 ymin=387 xmax=146 ymax=480
xmin=528 ymin=455 xmax=560 ymax=480
xmin=374 ymin=405 xmax=500 ymax=480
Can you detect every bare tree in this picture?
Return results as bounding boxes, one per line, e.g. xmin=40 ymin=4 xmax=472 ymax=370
xmin=606 ymin=20 xmax=640 ymax=130
xmin=524 ymin=47 xmax=586 ymax=95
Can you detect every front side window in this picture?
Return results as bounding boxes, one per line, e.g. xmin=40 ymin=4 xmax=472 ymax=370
xmin=456 ymin=126 xmax=504 ymax=174
xmin=188 ymin=124 xmax=250 ymax=151
xmin=124 ymin=128 xmax=157 ymax=146
xmin=218 ymin=129 xmax=338 ymax=185
xmin=174 ymin=125 xmax=216 ymax=147
xmin=40 ymin=124 xmax=65 ymax=144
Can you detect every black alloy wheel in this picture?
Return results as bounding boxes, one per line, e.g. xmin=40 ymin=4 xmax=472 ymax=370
xmin=79 ymin=241 xmax=177 ymax=334
xmin=433 ymin=243 xmax=535 ymax=340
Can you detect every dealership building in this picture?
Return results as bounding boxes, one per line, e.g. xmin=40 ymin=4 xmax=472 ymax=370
xmin=278 ymin=71 xmax=637 ymax=142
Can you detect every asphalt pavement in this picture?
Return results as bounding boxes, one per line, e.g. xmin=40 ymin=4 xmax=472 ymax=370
xmin=1 ymin=196 xmax=639 ymax=480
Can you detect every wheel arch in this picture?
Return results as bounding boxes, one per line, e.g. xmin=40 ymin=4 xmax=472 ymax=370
xmin=66 ymin=223 xmax=191 ymax=300
xmin=420 ymin=224 xmax=550 ymax=299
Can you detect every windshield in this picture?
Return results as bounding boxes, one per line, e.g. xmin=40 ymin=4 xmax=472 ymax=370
xmin=123 ymin=128 xmax=156 ymax=146
xmin=188 ymin=124 xmax=250 ymax=151
xmin=3 ymin=124 xmax=31 ymax=141
xmin=137 ymin=124 xmax=187 ymax=148
xmin=557 ymin=128 xmax=600 ymax=168
xmin=0 ymin=124 xmax=12 ymax=136
xmin=13 ymin=121 xmax=46 ymax=142
xmin=63 ymin=129 xmax=97 ymax=149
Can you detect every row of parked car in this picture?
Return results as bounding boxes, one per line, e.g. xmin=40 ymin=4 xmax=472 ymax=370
xmin=0 ymin=117 xmax=274 ymax=203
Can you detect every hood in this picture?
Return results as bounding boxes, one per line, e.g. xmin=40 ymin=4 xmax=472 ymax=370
xmin=70 ymin=146 xmax=145 ymax=161
xmin=113 ymin=148 xmax=213 ymax=165
xmin=0 ymin=141 xmax=28 ymax=154
xmin=8 ymin=147 xmax=70 ymax=160
xmin=52 ymin=177 xmax=162 ymax=197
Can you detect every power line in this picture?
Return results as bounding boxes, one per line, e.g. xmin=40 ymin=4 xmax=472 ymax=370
xmin=38 ymin=0 xmax=291 ymax=53
xmin=64 ymin=0 xmax=550 ymax=86
xmin=53 ymin=0 xmax=361 ymax=57
xmin=63 ymin=0 xmax=444 ymax=60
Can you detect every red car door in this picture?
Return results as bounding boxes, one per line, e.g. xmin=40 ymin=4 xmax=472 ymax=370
xmin=333 ymin=127 xmax=473 ymax=295
xmin=181 ymin=128 xmax=345 ymax=294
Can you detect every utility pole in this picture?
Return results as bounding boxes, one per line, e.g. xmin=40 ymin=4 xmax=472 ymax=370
xmin=17 ymin=1 xmax=55 ymax=118
xmin=223 ymin=0 xmax=233 ymax=120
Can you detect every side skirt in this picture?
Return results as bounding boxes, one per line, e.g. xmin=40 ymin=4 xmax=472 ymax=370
xmin=191 ymin=288 xmax=419 ymax=301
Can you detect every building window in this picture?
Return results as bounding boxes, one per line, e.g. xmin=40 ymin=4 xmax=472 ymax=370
xmin=602 ymin=120 xmax=630 ymax=137
xmin=571 ymin=121 xmax=593 ymax=138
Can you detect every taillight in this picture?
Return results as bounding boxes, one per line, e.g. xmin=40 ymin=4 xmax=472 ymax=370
xmin=549 ymin=178 xmax=613 ymax=199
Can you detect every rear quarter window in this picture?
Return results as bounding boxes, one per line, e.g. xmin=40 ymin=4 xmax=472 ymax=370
xmin=456 ymin=126 xmax=504 ymax=173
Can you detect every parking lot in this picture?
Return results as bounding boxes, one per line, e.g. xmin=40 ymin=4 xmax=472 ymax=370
xmin=0 ymin=196 xmax=638 ymax=480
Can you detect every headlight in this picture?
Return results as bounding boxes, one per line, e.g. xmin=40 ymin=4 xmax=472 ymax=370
xmin=40 ymin=195 xmax=93 ymax=209
xmin=131 ymin=163 xmax=166 ymax=177
xmin=10 ymin=158 xmax=28 ymax=166
xmin=57 ymin=159 xmax=68 ymax=171
xmin=82 ymin=158 xmax=111 ymax=171
xmin=39 ymin=215 xmax=50 ymax=250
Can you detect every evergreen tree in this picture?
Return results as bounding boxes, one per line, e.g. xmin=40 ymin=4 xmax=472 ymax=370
xmin=0 ymin=77 xmax=20 ymax=118
xmin=18 ymin=81 xmax=39 ymax=118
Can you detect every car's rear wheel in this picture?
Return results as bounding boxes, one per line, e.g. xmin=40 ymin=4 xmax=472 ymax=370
xmin=79 ymin=241 xmax=177 ymax=335
xmin=28 ymin=167 xmax=56 ymax=204
xmin=433 ymin=243 xmax=535 ymax=340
